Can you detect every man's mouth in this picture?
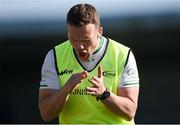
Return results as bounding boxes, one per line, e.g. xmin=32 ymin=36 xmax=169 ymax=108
xmin=79 ymin=51 xmax=87 ymax=57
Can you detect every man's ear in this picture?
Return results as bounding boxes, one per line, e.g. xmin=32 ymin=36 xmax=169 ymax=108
xmin=98 ymin=26 xmax=103 ymax=35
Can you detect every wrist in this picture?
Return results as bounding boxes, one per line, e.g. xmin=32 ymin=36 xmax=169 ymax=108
xmin=96 ymin=89 xmax=110 ymax=101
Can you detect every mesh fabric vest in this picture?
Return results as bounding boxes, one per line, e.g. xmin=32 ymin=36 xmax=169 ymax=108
xmin=54 ymin=38 xmax=134 ymax=124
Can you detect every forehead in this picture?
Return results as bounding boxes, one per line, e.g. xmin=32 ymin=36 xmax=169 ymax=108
xmin=67 ymin=24 xmax=97 ymax=40
xmin=68 ymin=24 xmax=97 ymax=33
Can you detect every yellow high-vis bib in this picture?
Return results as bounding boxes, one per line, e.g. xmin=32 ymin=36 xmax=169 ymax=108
xmin=54 ymin=38 xmax=134 ymax=124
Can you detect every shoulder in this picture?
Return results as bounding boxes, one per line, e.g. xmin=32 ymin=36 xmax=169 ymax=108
xmin=54 ymin=40 xmax=72 ymax=59
xmin=108 ymin=38 xmax=129 ymax=49
xmin=107 ymin=38 xmax=130 ymax=55
xmin=107 ymin=38 xmax=131 ymax=60
xmin=44 ymin=49 xmax=54 ymax=64
xmin=55 ymin=40 xmax=71 ymax=49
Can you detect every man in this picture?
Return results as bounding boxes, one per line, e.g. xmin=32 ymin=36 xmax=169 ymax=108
xmin=39 ymin=3 xmax=139 ymax=124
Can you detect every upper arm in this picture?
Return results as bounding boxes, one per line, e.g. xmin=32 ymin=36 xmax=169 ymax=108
xmin=117 ymin=50 xmax=140 ymax=105
xmin=38 ymin=88 xmax=60 ymax=121
xmin=117 ymin=87 xmax=139 ymax=105
xmin=39 ymin=50 xmax=61 ymax=111
xmin=39 ymin=89 xmax=59 ymax=110
xmin=39 ymin=89 xmax=58 ymax=102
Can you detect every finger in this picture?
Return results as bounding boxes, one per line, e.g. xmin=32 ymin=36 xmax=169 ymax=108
xmin=86 ymin=87 xmax=97 ymax=95
xmin=98 ymin=65 xmax=102 ymax=78
xmin=79 ymin=71 xmax=88 ymax=80
xmin=86 ymin=86 xmax=97 ymax=92
xmin=92 ymin=76 xmax=100 ymax=83
xmin=84 ymin=71 xmax=89 ymax=77
xmin=74 ymin=79 xmax=82 ymax=84
xmin=88 ymin=78 xmax=100 ymax=87
xmin=82 ymin=71 xmax=88 ymax=78
xmin=86 ymin=91 xmax=97 ymax=95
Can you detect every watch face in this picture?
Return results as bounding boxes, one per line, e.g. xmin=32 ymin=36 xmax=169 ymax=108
xmin=104 ymin=91 xmax=110 ymax=98
xmin=96 ymin=90 xmax=110 ymax=101
xmin=99 ymin=90 xmax=110 ymax=101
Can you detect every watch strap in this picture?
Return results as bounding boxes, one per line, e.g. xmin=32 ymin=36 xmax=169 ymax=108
xmin=96 ymin=89 xmax=110 ymax=101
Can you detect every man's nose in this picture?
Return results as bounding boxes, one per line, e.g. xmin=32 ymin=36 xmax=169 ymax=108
xmin=76 ymin=43 xmax=84 ymax=50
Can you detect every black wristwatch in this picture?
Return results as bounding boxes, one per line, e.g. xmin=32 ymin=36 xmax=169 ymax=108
xmin=96 ymin=89 xmax=110 ymax=101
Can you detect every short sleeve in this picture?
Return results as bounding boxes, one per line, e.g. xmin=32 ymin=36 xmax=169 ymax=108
xmin=40 ymin=49 xmax=61 ymax=89
xmin=118 ymin=51 xmax=140 ymax=88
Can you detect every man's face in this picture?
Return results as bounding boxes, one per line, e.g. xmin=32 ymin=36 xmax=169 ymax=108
xmin=67 ymin=24 xmax=101 ymax=61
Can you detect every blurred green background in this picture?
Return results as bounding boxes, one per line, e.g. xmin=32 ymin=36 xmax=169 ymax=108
xmin=0 ymin=0 xmax=180 ymax=124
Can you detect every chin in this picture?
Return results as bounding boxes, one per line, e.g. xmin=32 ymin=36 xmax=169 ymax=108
xmin=80 ymin=57 xmax=88 ymax=62
xmin=79 ymin=55 xmax=89 ymax=62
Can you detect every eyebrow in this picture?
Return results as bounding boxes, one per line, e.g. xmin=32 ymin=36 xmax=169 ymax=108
xmin=71 ymin=37 xmax=90 ymax=41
